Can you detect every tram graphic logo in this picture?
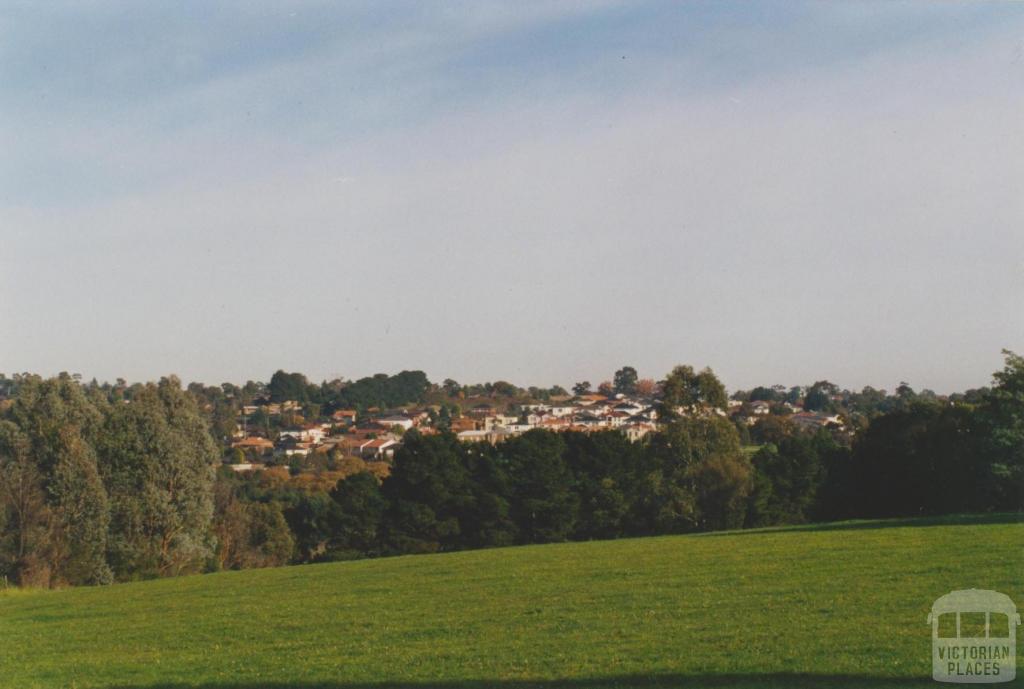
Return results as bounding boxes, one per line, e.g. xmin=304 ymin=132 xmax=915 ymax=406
xmin=928 ymin=589 xmax=1019 ymax=683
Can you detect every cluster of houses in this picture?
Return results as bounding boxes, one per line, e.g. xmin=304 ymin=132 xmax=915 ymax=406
xmin=226 ymin=391 xmax=843 ymax=473
xmin=727 ymin=399 xmax=844 ymax=431
xmin=454 ymin=394 xmax=659 ymax=444
xmin=231 ymin=406 xmax=418 ymax=467
xmin=228 ymin=393 xmax=662 ymax=471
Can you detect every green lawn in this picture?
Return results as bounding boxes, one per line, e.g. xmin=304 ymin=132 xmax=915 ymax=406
xmin=0 ymin=514 xmax=1021 ymax=689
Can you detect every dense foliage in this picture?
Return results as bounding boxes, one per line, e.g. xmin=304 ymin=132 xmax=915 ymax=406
xmin=0 ymin=353 xmax=1021 ymax=586
xmin=0 ymin=376 xmax=217 ymax=586
xmin=330 ymin=370 xmax=431 ymax=410
xmin=259 ymin=353 xmax=1022 ymax=563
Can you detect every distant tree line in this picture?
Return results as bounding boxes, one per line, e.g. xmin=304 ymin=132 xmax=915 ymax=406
xmin=0 ymin=353 xmax=1020 ymax=586
xmin=267 ymin=369 xmax=432 ymax=411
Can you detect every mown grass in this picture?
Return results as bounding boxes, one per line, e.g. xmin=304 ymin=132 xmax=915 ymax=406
xmin=0 ymin=514 xmax=1020 ymax=689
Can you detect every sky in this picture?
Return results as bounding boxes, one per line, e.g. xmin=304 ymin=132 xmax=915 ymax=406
xmin=2 ymin=1 xmax=1022 ymax=394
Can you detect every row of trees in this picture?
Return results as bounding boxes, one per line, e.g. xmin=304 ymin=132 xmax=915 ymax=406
xmin=732 ymin=378 xmax=983 ymax=417
xmin=571 ymin=366 xmax=659 ymax=398
xmin=1 ymin=353 xmax=1020 ymax=586
xmin=0 ymin=376 xmax=216 ymax=587
xmin=745 ymin=354 xmax=1023 ymax=523
xmin=267 ymin=369 xmax=432 ymax=410
xmin=264 ymin=353 xmax=1023 ymax=562
xmin=271 ymin=418 xmax=753 ymax=561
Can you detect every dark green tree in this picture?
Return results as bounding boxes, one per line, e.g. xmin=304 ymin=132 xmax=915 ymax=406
xmin=381 ymin=431 xmax=472 ymax=553
xmin=804 ymin=381 xmax=839 ymax=412
xmin=281 ymin=490 xmax=335 ymax=562
xmin=572 ymin=381 xmax=592 ymax=396
xmin=849 ymin=401 xmax=980 ymax=517
xmin=501 ymin=430 xmax=577 ymax=543
xmin=659 ymin=365 xmax=728 ymax=418
xmin=636 ymin=415 xmax=744 ymax=534
xmin=268 ymin=370 xmax=313 ymax=403
xmin=327 ymin=472 xmax=387 ymax=558
xmin=459 ymin=445 xmax=517 ymax=549
xmin=974 ymin=350 xmax=1024 ymax=510
xmin=748 ymin=386 xmax=780 ymax=402
xmin=746 ymin=432 xmax=830 ymax=526
xmin=690 ymin=453 xmax=752 ymax=531
xmin=613 ymin=366 xmax=639 ymax=396
xmin=563 ymin=431 xmax=639 ymax=539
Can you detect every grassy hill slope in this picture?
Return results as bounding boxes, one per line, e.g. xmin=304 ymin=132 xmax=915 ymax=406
xmin=0 ymin=515 xmax=1020 ymax=689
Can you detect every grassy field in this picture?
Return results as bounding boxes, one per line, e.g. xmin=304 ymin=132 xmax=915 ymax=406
xmin=0 ymin=514 xmax=1020 ymax=689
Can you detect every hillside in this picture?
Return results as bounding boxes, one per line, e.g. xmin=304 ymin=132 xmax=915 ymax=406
xmin=0 ymin=515 xmax=1020 ymax=689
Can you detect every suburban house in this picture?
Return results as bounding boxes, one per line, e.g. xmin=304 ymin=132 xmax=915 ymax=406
xmin=749 ymin=401 xmax=771 ymax=415
xmin=279 ymin=426 xmax=326 ymax=443
xmin=231 ymin=436 xmax=275 ymax=452
xmin=276 ymin=435 xmax=315 ymax=457
xmin=469 ymin=403 xmax=498 ymax=417
xmin=376 ymin=415 xmax=414 ymax=431
xmin=456 ymin=429 xmax=514 ymax=444
xmin=359 ymin=438 xmax=398 ymax=460
xmin=449 ymin=417 xmax=479 ymax=433
xmin=623 ymin=421 xmax=657 ymax=442
xmin=331 ymin=409 xmax=358 ymax=423
xmin=789 ymin=412 xmax=844 ymax=431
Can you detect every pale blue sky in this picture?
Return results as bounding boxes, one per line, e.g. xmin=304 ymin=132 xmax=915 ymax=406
xmin=2 ymin=2 xmax=1022 ymax=392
